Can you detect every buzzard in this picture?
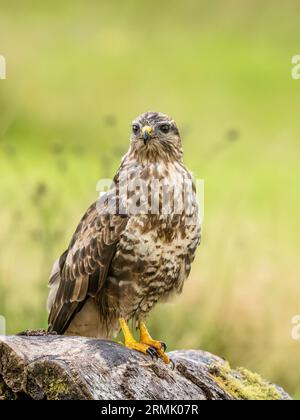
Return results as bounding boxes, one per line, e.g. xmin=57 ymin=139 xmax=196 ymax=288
xmin=48 ymin=111 xmax=201 ymax=364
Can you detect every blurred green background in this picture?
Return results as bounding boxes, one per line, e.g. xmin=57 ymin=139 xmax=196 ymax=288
xmin=0 ymin=0 xmax=300 ymax=398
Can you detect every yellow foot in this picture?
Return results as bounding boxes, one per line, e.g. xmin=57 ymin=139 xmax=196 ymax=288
xmin=123 ymin=339 xmax=160 ymax=359
xmin=119 ymin=317 xmax=174 ymax=367
xmin=119 ymin=318 xmax=159 ymax=360
xmin=139 ymin=321 xmax=173 ymax=366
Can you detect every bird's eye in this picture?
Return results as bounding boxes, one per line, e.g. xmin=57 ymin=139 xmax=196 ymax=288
xmin=132 ymin=124 xmax=140 ymax=135
xmin=159 ymin=124 xmax=170 ymax=134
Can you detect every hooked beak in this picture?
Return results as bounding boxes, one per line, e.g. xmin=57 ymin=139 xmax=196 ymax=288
xmin=142 ymin=125 xmax=153 ymax=145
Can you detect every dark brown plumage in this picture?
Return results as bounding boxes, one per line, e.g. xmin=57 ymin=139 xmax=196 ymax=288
xmin=48 ymin=111 xmax=201 ymax=363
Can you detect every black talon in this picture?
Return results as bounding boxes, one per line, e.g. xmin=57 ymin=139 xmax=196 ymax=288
xmin=169 ymin=358 xmax=176 ymax=370
xmin=160 ymin=342 xmax=167 ymax=352
xmin=147 ymin=347 xmax=158 ymax=359
xmin=153 ymin=348 xmax=159 ymax=360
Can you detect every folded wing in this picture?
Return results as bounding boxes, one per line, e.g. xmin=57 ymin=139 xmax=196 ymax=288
xmin=48 ymin=200 xmax=127 ymax=334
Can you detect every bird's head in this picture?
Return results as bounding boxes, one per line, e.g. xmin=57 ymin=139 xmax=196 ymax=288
xmin=129 ymin=111 xmax=183 ymax=163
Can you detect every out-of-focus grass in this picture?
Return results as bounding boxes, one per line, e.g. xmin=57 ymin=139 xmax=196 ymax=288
xmin=0 ymin=0 xmax=300 ymax=398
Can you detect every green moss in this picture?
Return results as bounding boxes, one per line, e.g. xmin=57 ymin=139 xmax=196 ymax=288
xmin=43 ymin=367 xmax=73 ymax=400
xmin=209 ymin=362 xmax=281 ymax=400
xmin=47 ymin=378 xmax=71 ymax=400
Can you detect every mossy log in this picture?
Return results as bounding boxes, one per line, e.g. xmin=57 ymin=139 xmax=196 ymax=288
xmin=0 ymin=334 xmax=292 ymax=400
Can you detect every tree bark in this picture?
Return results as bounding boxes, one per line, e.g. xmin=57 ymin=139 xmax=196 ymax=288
xmin=0 ymin=334 xmax=291 ymax=400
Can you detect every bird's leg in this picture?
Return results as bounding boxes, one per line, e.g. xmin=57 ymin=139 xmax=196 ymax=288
xmin=138 ymin=321 xmax=170 ymax=364
xmin=118 ymin=317 xmax=158 ymax=359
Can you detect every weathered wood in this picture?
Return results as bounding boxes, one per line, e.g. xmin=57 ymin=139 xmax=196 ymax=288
xmin=0 ymin=334 xmax=292 ymax=400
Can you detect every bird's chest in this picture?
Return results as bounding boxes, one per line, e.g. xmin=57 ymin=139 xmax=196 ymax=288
xmin=107 ymin=162 xmax=200 ymax=317
xmin=109 ymin=214 xmax=195 ymax=315
xmin=113 ymin=215 xmax=187 ymax=270
xmin=120 ymin=215 xmax=189 ymax=267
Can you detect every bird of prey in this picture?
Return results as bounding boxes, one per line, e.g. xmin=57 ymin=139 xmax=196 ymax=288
xmin=47 ymin=111 xmax=201 ymax=364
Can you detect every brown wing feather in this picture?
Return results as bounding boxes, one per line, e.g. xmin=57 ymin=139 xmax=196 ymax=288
xmin=48 ymin=200 xmax=127 ymax=334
